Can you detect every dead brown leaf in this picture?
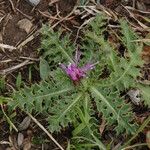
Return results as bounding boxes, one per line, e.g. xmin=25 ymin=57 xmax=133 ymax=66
xmin=17 ymin=132 xmax=24 ymax=147
xmin=99 ymin=118 xmax=106 ymax=135
xmin=135 ymin=116 xmax=146 ymax=124
xmin=18 ymin=116 xmax=31 ymax=131
xmin=23 ymin=138 xmax=32 ymax=150
xmin=8 ymin=135 xmax=18 ymax=150
xmin=17 ymin=19 xmax=33 ymax=34
xmin=146 ymin=131 xmax=150 ymax=149
xmin=142 ymin=45 xmax=150 ymax=63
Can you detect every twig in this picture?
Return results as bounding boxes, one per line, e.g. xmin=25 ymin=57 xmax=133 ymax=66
xmin=123 ymin=5 xmax=150 ymax=30
xmin=51 ymin=5 xmax=77 ymax=29
xmin=6 ymin=83 xmax=15 ymax=92
xmin=16 ymin=8 xmax=32 ymax=20
xmin=49 ymin=0 xmax=60 ymax=6
xmin=131 ymin=39 xmax=150 ymax=43
xmin=16 ymin=30 xmax=39 ymax=49
xmin=38 ymin=10 xmax=60 ymax=20
xmin=0 ymin=59 xmax=12 ymax=63
xmin=26 ymin=112 xmax=64 ymax=150
xmin=56 ymin=3 xmax=61 ymax=18
xmin=8 ymin=0 xmax=16 ymax=13
xmin=0 ymin=43 xmax=16 ymax=51
xmin=96 ymin=4 xmax=114 ymax=18
xmin=2 ymin=13 xmax=12 ymax=35
xmin=126 ymin=6 xmax=150 ymax=14
xmin=125 ymin=18 xmax=148 ymax=32
xmin=74 ymin=17 xmax=94 ymax=43
xmin=121 ymin=143 xmax=147 ymax=150
xmin=0 ymin=141 xmax=11 ymax=145
xmin=0 ymin=15 xmax=5 ymax=23
xmin=1 ymin=104 xmax=18 ymax=132
xmin=20 ymin=56 xmax=39 ymax=61
xmin=0 ymin=60 xmax=32 ymax=75
xmin=132 ymin=0 xmax=136 ymax=8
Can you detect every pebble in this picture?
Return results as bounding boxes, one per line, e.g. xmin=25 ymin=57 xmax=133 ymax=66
xmin=26 ymin=0 xmax=40 ymax=6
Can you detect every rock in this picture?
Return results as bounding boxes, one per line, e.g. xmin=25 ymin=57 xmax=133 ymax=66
xmin=17 ymin=133 xmax=24 ymax=147
xmin=25 ymin=0 xmax=40 ymax=6
xmin=127 ymin=89 xmax=141 ymax=105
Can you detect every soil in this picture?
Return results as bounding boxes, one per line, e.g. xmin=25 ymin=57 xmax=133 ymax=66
xmin=0 ymin=0 xmax=150 ymax=149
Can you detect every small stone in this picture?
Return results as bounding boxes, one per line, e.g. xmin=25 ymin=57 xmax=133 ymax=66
xmin=26 ymin=0 xmax=40 ymax=6
xmin=127 ymin=89 xmax=141 ymax=105
xmin=17 ymin=133 xmax=24 ymax=147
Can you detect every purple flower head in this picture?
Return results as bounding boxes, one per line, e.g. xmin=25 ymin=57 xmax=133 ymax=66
xmin=60 ymin=51 xmax=98 ymax=82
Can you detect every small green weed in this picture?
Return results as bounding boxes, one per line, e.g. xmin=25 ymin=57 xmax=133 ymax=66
xmin=8 ymin=15 xmax=150 ymax=149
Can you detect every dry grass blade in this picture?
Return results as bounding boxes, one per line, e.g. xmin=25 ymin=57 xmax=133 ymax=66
xmin=126 ymin=6 xmax=150 ymax=14
xmin=0 ymin=59 xmax=12 ymax=63
xmin=16 ymin=31 xmax=39 ymax=49
xmin=0 ymin=141 xmax=11 ymax=145
xmin=122 ymin=5 xmax=150 ymax=30
xmin=131 ymin=39 xmax=150 ymax=42
xmin=74 ymin=17 xmax=94 ymax=43
xmin=0 ymin=60 xmax=32 ymax=75
xmin=16 ymin=8 xmax=32 ymax=20
xmin=1 ymin=104 xmax=18 ymax=132
xmin=51 ymin=5 xmax=77 ymax=29
xmin=0 ymin=43 xmax=16 ymax=50
xmin=8 ymin=0 xmax=16 ymax=13
xmin=27 ymin=112 xmax=64 ymax=150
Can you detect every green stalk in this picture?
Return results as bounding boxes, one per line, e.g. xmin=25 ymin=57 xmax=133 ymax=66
xmin=121 ymin=143 xmax=147 ymax=150
xmin=82 ymin=94 xmax=106 ymax=150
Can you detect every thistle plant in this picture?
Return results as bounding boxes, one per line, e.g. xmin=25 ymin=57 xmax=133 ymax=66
xmin=9 ymin=15 xmax=150 ymax=149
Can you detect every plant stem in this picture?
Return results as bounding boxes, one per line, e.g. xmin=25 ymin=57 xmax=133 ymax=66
xmin=83 ymin=95 xmax=106 ymax=150
xmin=27 ymin=112 xmax=64 ymax=150
xmin=121 ymin=143 xmax=147 ymax=150
xmin=1 ymin=104 xmax=18 ymax=132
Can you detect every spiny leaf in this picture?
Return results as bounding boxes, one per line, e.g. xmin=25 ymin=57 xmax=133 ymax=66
xmin=39 ymin=26 xmax=74 ymax=65
xmin=9 ymin=81 xmax=73 ymax=113
xmin=48 ymin=94 xmax=82 ymax=132
xmin=91 ymin=86 xmax=137 ymax=134
xmin=138 ymin=84 xmax=150 ymax=106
